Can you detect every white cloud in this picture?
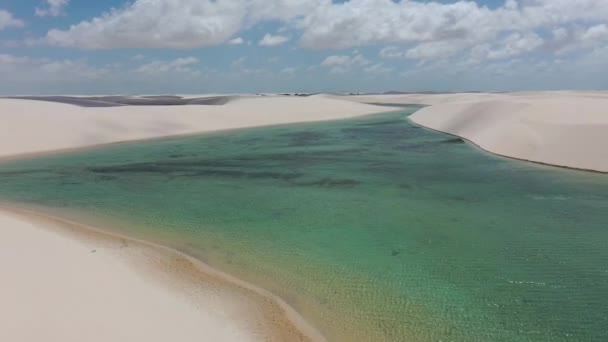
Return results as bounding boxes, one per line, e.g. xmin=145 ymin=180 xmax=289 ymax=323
xmin=131 ymin=54 xmax=145 ymax=61
xmin=227 ymin=37 xmax=244 ymax=45
xmin=259 ymin=33 xmax=290 ymax=47
xmin=135 ymin=57 xmax=199 ymax=74
xmin=301 ymin=0 xmax=608 ymax=63
xmin=321 ymin=54 xmax=370 ymax=74
xmin=45 ymin=1 xmax=247 ymax=49
xmin=39 ymin=0 xmax=608 ymax=66
xmin=299 ymin=0 xmax=608 ymax=49
xmin=405 ymin=41 xmax=469 ymax=61
xmin=379 ymin=46 xmax=407 ymax=59
xmin=281 ymin=67 xmax=297 ymax=76
xmin=321 ymin=54 xmax=369 ymax=67
xmin=547 ymin=24 xmax=608 ymax=55
xmin=0 ymin=10 xmax=25 ymax=30
xmin=363 ymin=63 xmax=392 ymax=75
xmin=35 ymin=0 xmax=70 ymax=17
xmin=0 ymin=54 xmax=107 ymax=84
xmin=232 ymin=56 xmax=247 ymax=68
xmin=582 ymin=24 xmax=608 ymax=42
xmin=471 ymin=32 xmax=544 ymax=61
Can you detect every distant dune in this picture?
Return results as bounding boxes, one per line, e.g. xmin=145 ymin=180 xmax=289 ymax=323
xmin=4 ymin=95 xmax=234 ymax=107
xmin=0 ymin=95 xmax=386 ymax=158
xmin=344 ymin=91 xmax=608 ymax=172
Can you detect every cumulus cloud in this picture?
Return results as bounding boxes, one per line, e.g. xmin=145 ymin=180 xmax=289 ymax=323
xmin=29 ymin=0 xmax=608 ymax=66
xmin=582 ymin=24 xmax=608 ymax=41
xmin=0 ymin=10 xmax=25 ymax=30
xmin=259 ymin=34 xmax=290 ymax=47
xmin=379 ymin=46 xmax=406 ymax=59
xmin=227 ymin=37 xmax=245 ymax=45
xmin=471 ymin=32 xmax=544 ymax=61
xmin=41 ymin=0 xmax=318 ymax=49
xmin=313 ymin=0 xmax=608 ymax=62
xmin=363 ymin=63 xmax=392 ymax=75
xmin=281 ymin=67 xmax=297 ymax=76
xmin=135 ymin=57 xmax=199 ymax=74
xmin=232 ymin=56 xmax=247 ymax=68
xmin=546 ymin=24 xmax=608 ymax=55
xmin=45 ymin=1 xmax=247 ymax=49
xmin=35 ymin=0 xmax=70 ymax=17
xmin=300 ymin=0 xmax=608 ymax=48
xmin=321 ymin=53 xmax=370 ymax=73
xmin=0 ymin=54 xmax=107 ymax=84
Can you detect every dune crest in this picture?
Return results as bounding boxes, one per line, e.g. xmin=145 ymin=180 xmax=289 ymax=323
xmin=345 ymin=92 xmax=608 ymax=172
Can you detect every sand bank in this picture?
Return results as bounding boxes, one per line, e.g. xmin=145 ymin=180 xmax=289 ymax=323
xmin=0 ymin=206 xmax=324 ymax=342
xmin=344 ymin=92 xmax=608 ymax=172
xmin=0 ymin=95 xmax=385 ymax=158
xmin=0 ymin=94 xmax=384 ymax=342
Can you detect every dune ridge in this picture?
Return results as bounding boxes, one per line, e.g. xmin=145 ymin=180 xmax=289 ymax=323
xmin=4 ymin=95 xmax=234 ymax=107
xmin=344 ymin=91 xmax=608 ymax=172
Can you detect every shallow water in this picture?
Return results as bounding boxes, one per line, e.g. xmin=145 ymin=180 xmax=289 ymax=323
xmin=1 ymin=108 xmax=607 ymax=341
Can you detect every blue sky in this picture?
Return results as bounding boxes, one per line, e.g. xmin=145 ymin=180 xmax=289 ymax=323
xmin=0 ymin=0 xmax=607 ymax=95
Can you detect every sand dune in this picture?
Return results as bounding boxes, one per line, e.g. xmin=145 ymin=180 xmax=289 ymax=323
xmin=344 ymin=92 xmax=608 ymax=172
xmin=5 ymin=95 xmax=234 ymax=107
xmin=0 ymin=210 xmax=256 ymax=342
xmin=0 ymin=95 xmax=385 ymax=158
xmin=0 ymin=207 xmax=320 ymax=342
xmin=0 ymin=94 xmax=382 ymax=342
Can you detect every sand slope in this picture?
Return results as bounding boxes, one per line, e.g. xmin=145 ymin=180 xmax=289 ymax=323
xmin=0 ymin=208 xmax=321 ymax=342
xmin=0 ymin=95 xmax=384 ymax=158
xmin=0 ymin=210 xmax=256 ymax=342
xmin=345 ymin=92 xmax=608 ymax=172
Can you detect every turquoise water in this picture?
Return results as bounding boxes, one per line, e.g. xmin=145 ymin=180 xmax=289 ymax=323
xmin=0 ymin=108 xmax=607 ymax=341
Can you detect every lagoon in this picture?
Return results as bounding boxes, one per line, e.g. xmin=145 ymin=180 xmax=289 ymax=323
xmin=0 ymin=107 xmax=607 ymax=341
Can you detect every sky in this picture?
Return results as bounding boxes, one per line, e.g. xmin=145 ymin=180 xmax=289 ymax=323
xmin=0 ymin=0 xmax=607 ymax=95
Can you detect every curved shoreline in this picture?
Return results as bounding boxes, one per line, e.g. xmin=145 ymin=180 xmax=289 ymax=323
xmin=404 ymin=97 xmax=608 ymax=173
xmin=343 ymin=92 xmax=608 ymax=173
xmin=0 ymin=203 xmax=327 ymax=342
xmin=407 ymin=117 xmax=608 ymax=175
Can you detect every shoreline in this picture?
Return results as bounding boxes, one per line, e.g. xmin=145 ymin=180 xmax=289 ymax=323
xmin=342 ymin=92 xmax=608 ymax=173
xmin=406 ymin=118 xmax=608 ymax=175
xmin=0 ymin=108 xmax=402 ymax=165
xmin=0 ymin=203 xmax=326 ymax=342
xmin=0 ymin=95 xmax=388 ymax=159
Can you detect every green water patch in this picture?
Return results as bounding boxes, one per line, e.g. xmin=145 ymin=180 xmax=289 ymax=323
xmin=1 ymin=108 xmax=607 ymax=341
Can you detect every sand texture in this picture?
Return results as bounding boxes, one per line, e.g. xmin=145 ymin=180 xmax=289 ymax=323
xmin=0 ymin=207 xmax=323 ymax=342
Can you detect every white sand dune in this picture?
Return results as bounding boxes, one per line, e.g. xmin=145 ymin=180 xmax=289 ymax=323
xmin=0 ymin=207 xmax=323 ymax=342
xmin=0 ymin=210 xmax=258 ymax=342
xmin=1 ymin=95 xmax=387 ymax=342
xmin=344 ymin=91 xmax=608 ymax=172
xmin=0 ymin=95 xmax=384 ymax=158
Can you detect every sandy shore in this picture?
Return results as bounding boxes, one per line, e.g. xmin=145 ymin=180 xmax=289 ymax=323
xmin=0 ymin=95 xmax=385 ymax=158
xmin=344 ymin=91 xmax=608 ymax=172
xmin=0 ymin=206 xmax=324 ymax=342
